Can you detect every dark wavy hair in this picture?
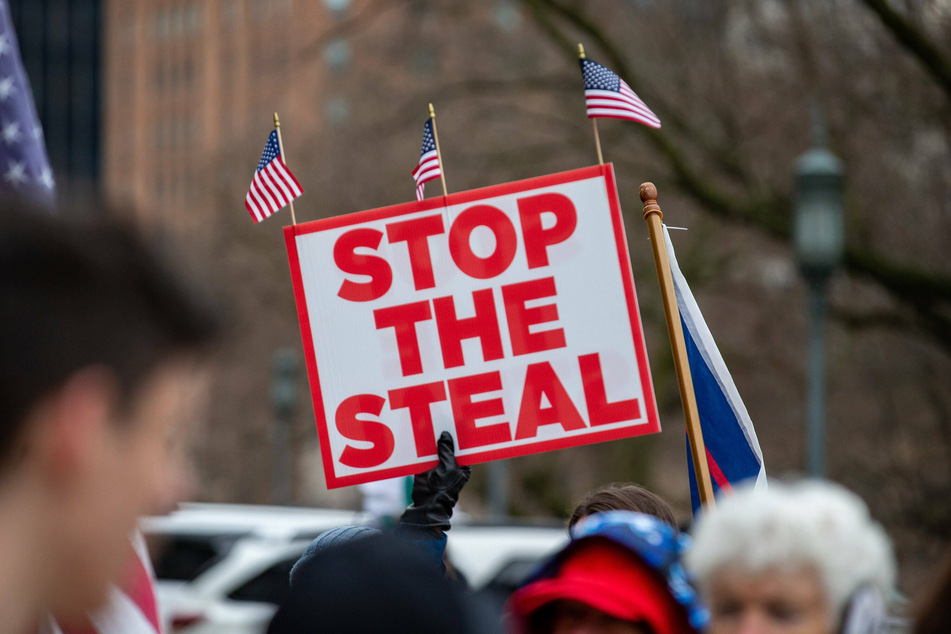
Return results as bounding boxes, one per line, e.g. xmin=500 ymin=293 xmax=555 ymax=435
xmin=568 ymin=483 xmax=677 ymax=530
xmin=0 ymin=202 xmax=219 ymax=469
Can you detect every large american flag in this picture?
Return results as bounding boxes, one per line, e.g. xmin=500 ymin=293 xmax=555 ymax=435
xmin=0 ymin=0 xmax=54 ymax=209
xmin=245 ymin=130 xmax=303 ymax=223
xmin=412 ymin=119 xmax=441 ymax=201
xmin=580 ymin=57 xmax=661 ymax=129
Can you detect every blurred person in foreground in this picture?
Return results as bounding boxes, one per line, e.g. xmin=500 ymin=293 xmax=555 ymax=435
xmin=0 ymin=204 xmax=218 ymax=633
xmin=686 ymin=480 xmax=896 ymax=634
xmin=507 ymin=511 xmax=708 ymax=634
xmin=568 ymin=483 xmax=677 ymax=531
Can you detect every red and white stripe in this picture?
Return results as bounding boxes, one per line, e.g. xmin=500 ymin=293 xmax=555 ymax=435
xmin=412 ymin=149 xmax=441 ymax=202
xmin=44 ymin=533 xmax=162 ymax=634
xmin=585 ymin=81 xmax=661 ymax=129
xmin=245 ymin=156 xmax=303 ymax=223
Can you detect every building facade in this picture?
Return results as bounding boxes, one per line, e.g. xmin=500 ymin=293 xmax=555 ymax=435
xmin=9 ymin=0 xmax=101 ymax=190
xmin=103 ymin=0 xmax=346 ymax=227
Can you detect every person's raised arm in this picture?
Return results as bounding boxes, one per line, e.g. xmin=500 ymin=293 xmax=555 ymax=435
xmin=400 ymin=431 xmax=470 ymax=532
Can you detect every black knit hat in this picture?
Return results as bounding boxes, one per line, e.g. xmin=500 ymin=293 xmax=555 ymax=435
xmin=288 ymin=525 xmax=380 ymax=590
xmin=268 ymin=533 xmax=485 ymax=634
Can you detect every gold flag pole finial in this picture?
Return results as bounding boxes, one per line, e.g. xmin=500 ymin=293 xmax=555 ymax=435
xmin=428 ymin=103 xmax=449 ymax=197
xmin=272 ymin=112 xmax=297 ymax=225
xmin=578 ymin=43 xmax=586 ymax=59
xmin=639 ymin=182 xmax=716 ymax=509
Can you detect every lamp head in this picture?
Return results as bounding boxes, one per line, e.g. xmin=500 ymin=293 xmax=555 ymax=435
xmin=794 ymin=143 xmax=844 ymax=279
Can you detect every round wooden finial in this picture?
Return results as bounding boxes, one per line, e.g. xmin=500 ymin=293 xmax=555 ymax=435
xmin=578 ymin=43 xmax=586 ymax=59
xmin=639 ymin=182 xmax=657 ymax=203
xmin=273 ymin=112 xmax=280 ymax=127
xmin=640 ymin=182 xmax=662 ymax=219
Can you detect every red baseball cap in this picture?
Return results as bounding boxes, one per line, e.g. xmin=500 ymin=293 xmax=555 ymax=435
xmin=508 ymin=539 xmax=694 ymax=634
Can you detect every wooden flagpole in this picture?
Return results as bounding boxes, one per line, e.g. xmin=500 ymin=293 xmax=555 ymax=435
xmin=273 ymin=112 xmax=297 ymax=225
xmin=592 ymin=120 xmax=604 ymax=166
xmin=428 ymin=103 xmax=449 ymax=197
xmin=578 ymin=44 xmax=604 ymax=166
xmin=640 ymin=182 xmax=716 ymax=509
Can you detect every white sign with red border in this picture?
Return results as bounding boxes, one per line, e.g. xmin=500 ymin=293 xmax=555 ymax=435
xmin=285 ymin=165 xmax=660 ymax=488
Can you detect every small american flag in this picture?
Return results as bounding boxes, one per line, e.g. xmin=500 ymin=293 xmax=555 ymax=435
xmin=245 ymin=130 xmax=303 ymax=223
xmin=412 ymin=119 xmax=441 ymax=201
xmin=580 ymin=57 xmax=661 ymax=129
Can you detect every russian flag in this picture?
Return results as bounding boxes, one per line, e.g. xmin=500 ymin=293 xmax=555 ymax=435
xmin=663 ymin=227 xmax=767 ymax=514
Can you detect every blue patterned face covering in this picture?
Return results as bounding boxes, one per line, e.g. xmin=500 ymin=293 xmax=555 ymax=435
xmin=569 ymin=511 xmax=710 ymax=631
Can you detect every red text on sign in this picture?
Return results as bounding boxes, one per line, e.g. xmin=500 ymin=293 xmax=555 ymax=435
xmin=373 ymin=277 xmax=565 ymax=377
xmin=334 ymin=193 xmax=578 ymax=301
xmin=334 ymin=352 xmax=641 ymax=468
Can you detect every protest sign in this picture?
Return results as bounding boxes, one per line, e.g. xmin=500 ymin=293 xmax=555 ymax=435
xmin=285 ymin=164 xmax=659 ymax=488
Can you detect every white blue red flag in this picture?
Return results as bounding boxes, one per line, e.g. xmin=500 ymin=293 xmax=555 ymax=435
xmin=412 ymin=119 xmax=441 ymax=201
xmin=579 ymin=57 xmax=661 ymax=129
xmin=663 ymin=227 xmax=766 ymax=514
xmin=245 ymin=130 xmax=303 ymax=223
xmin=0 ymin=1 xmax=54 ymax=209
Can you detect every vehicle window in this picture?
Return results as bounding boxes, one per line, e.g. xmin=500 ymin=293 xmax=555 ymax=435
xmin=227 ymin=556 xmax=298 ymax=605
xmin=484 ymin=559 xmax=540 ymax=595
xmin=471 ymin=559 xmax=544 ymax=617
xmin=146 ymin=533 xmax=240 ymax=581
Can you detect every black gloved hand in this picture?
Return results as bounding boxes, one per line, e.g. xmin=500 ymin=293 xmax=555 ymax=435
xmin=398 ymin=431 xmax=471 ymax=532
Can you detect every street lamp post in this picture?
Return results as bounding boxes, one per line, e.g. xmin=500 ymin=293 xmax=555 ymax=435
xmin=270 ymin=348 xmax=299 ymax=505
xmin=793 ymin=116 xmax=845 ymax=479
xmin=488 ymin=459 xmax=510 ymax=521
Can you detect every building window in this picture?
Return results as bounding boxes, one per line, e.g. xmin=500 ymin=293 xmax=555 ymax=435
xmin=184 ymin=118 xmax=198 ymax=146
xmin=494 ymin=1 xmax=521 ymax=31
xmin=323 ymin=38 xmax=350 ymax=73
xmin=120 ymin=19 xmax=137 ymax=44
xmin=249 ymin=0 xmax=292 ymax=19
xmin=155 ymin=121 xmax=169 ymax=148
xmin=325 ymin=96 xmax=350 ymax=124
xmin=184 ymin=2 xmax=206 ymax=33
xmin=169 ymin=7 xmax=184 ymax=36
xmin=152 ymin=11 xmax=170 ymax=39
xmin=249 ymin=0 xmax=272 ymax=19
xmin=182 ymin=59 xmax=195 ymax=86
xmin=323 ymin=0 xmax=350 ymax=17
xmin=151 ymin=3 xmax=206 ymax=41
xmin=222 ymin=0 xmax=243 ymax=23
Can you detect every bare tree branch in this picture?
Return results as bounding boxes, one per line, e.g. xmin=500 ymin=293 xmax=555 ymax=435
xmin=857 ymin=0 xmax=951 ymax=101
xmin=519 ymin=0 xmax=951 ymax=355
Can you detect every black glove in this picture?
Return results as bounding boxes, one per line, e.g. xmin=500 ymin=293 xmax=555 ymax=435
xmin=398 ymin=431 xmax=471 ymax=531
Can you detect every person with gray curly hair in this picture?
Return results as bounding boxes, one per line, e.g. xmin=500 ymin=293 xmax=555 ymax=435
xmin=685 ymin=480 xmax=895 ymax=634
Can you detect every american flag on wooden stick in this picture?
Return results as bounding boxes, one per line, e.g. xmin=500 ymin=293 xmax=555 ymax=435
xmin=580 ymin=58 xmax=661 ymax=129
xmin=412 ymin=119 xmax=441 ymax=201
xmin=245 ymin=130 xmax=303 ymax=223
